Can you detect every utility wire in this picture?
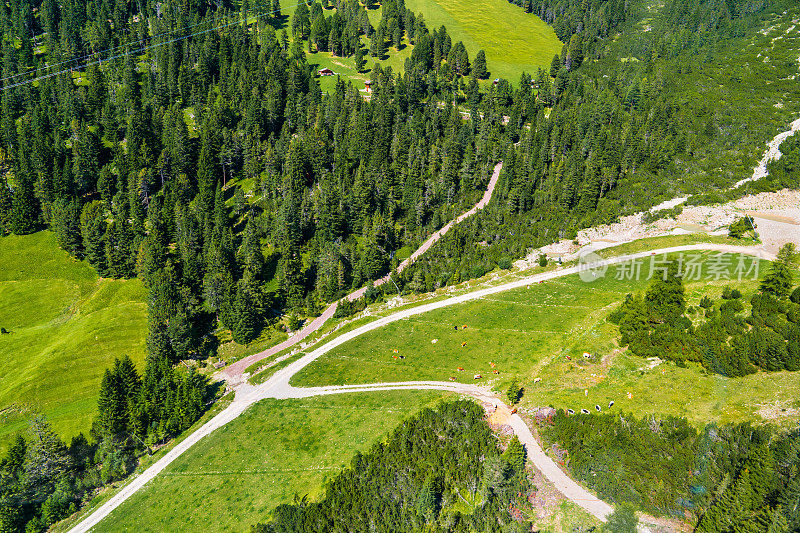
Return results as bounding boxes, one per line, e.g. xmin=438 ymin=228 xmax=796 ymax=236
xmin=1 ymin=0 xmax=280 ymax=85
xmin=2 ymin=0 xmax=301 ymax=91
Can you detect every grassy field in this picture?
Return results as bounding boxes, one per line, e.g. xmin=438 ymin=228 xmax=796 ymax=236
xmin=91 ymin=391 xmax=442 ymax=532
xmin=277 ymin=0 xmax=561 ymax=90
xmin=0 ymin=232 xmax=147 ymax=450
xmin=403 ymin=0 xmax=561 ymax=82
xmin=293 ymin=251 xmax=800 ymax=427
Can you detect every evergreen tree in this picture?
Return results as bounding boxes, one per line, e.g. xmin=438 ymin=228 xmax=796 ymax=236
xmin=760 ymin=244 xmax=796 ymax=299
xmin=231 ymin=282 xmax=259 ymax=344
xmin=0 ymin=178 xmax=12 ymax=235
xmin=644 ymin=261 xmax=685 ymax=324
xmin=414 ymin=473 xmax=441 ymax=521
xmin=49 ymin=198 xmax=83 ymax=257
xmin=506 ymin=379 xmax=523 ymax=404
xmin=472 ymin=49 xmax=488 ymax=79
xmin=80 ymin=200 xmax=108 ymax=275
xmin=791 ymin=286 xmax=800 ymax=304
xmin=503 ymin=435 xmax=526 ymax=472
xmin=354 ymin=41 xmax=367 ymax=72
xmin=10 ymin=172 xmax=39 ymax=235
xmin=549 ymin=54 xmax=561 ymax=77
xmin=23 ymin=416 xmax=71 ymax=503
xmin=292 ymin=1 xmax=310 ymax=38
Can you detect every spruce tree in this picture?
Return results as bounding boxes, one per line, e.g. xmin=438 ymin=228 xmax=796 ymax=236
xmin=549 ymin=54 xmax=561 ymax=77
xmin=503 ymin=435 xmax=526 ymax=472
xmin=472 ymin=49 xmax=488 ymax=79
xmin=0 ymin=177 xmax=12 ymax=234
xmin=10 ymin=172 xmax=39 ymax=235
xmin=231 ymin=283 xmax=259 ymax=344
xmin=760 ymin=244 xmax=796 ymax=299
xmin=80 ymin=200 xmax=108 ymax=275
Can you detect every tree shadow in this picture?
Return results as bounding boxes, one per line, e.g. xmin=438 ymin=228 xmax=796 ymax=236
xmin=267 ymin=14 xmax=289 ymax=31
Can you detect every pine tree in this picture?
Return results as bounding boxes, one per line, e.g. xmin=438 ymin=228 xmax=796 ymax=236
xmin=0 ymin=177 xmax=12 ymax=235
xmin=415 ymin=473 xmax=441 ymax=521
xmin=506 ymin=380 xmax=523 ymax=404
xmin=23 ymin=416 xmax=71 ymax=501
xmin=760 ymin=244 xmax=796 ymax=299
xmin=549 ymin=54 xmax=561 ymax=77
xmin=789 ymin=286 xmax=800 ymax=304
xmin=566 ymin=34 xmax=583 ymax=70
xmin=80 ymin=200 xmax=108 ymax=275
xmin=231 ymin=282 xmax=259 ymax=344
xmin=95 ymin=368 xmax=126 ymax=440
xmin=503 ymin=435 xmax=526 ymax=472
xmin=472 ymin=49 xmax=488 ymax=79
xmin=10 ymin=172 xmax=39 ymax=235
xmin=355 ymin=41 xmax=366 ymax=72
xmin=292 ymin=1 xmax=310 ymax=38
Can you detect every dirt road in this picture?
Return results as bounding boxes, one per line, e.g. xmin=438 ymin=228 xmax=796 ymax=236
xmin=223 ymin=162 xmax=503 ymax=380
xmin=69 ymin=243 xmax=769 ymax=532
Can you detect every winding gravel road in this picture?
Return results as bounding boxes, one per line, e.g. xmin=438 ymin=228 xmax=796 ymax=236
xmin=69 ymin=243 xmax=772 ymax=532
xmin=223 ymin=162 xmax=503 ymax=379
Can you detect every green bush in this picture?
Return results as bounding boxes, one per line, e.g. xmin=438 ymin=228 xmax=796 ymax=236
xmin=728 ymin=216 xmax=758 ymax=240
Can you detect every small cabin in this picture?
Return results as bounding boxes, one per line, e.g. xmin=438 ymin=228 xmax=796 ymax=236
xmin=364 ymin=80 xmax=373 ymax=93
xmin=318 ymin=67 xmax=335 ymax=77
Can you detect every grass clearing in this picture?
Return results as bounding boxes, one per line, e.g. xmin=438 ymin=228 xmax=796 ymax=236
xmin=278 ymin=0 xmax=560 ymax=90
xmin=91 ymin=391 xmax=443 ymax=532
xmin=0 ymin=232 xmax=147 ymax=450
xmin=293 ymin=251 xmax=799 ymax=427
xmin=404 ymin=0 xmax=561 ymax=82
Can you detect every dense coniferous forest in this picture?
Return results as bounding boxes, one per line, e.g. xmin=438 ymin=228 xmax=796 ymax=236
xmin=391 ymin=0 xmax=799 ymax=290
xmin=1 ymin=0 xmax=799 ymax=529
xmin=251 ymin=400 xmax=533 ymax=533
xmin=609 ymin=244 xmax=800 ymax=377
xmin=0 ymin=0 xmax=507 ymax=527
xmin=543 ymin=410 xmax=800 ymax=531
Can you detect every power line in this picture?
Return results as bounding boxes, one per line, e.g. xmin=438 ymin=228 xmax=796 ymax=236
xmin=2 ymin=0 xmax=299 ymax=91
xmin=1 ymin=0 xmax=282 ymax=85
